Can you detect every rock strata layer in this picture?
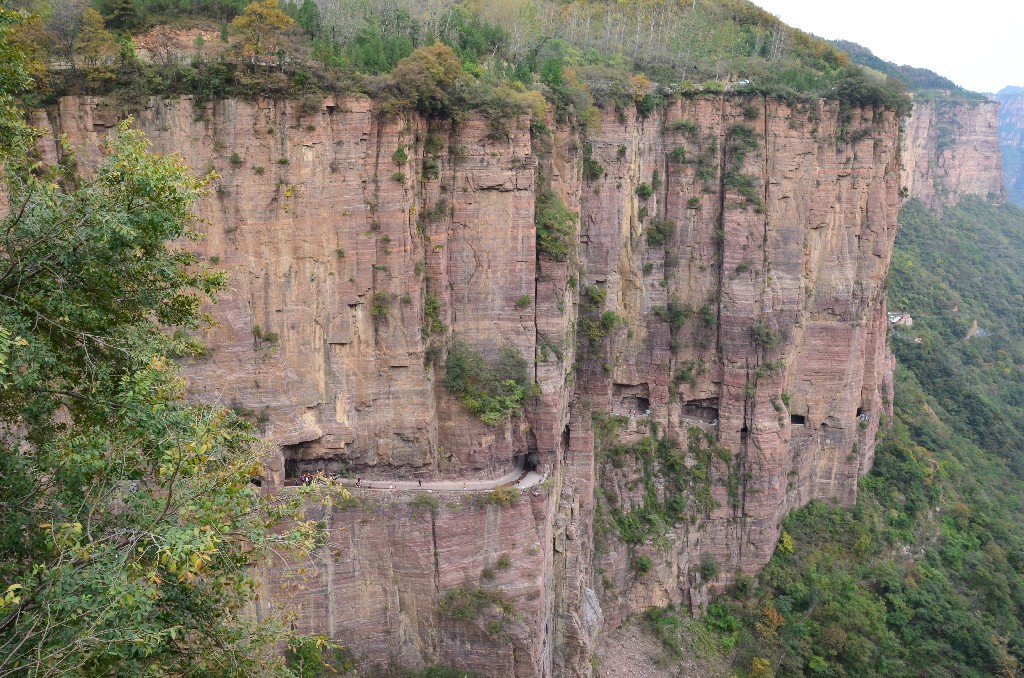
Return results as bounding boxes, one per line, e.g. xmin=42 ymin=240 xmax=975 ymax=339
xmin=36 ymin=93 xmax=911 ymax=676
xmin=995 ymin=89 xmax=1024 ymax=206
xmin=901 ymin=98 xmax=1005 ymax=212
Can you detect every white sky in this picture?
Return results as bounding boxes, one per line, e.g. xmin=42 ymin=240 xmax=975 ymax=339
xmin=751 ymin=0 xmax=1024 ymax=93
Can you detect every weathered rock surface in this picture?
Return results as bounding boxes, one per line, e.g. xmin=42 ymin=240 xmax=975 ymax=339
xmin=571 ymin=98 xmax=899 ymax=633
xmin=258 ymin=489 xmax=555 ymax=677
xmin=901 ymin=98 xmax=1005 ymax=212
xmin=995 ymin=87 xmax=1024 ymax=206
xmin=37 ymin=92 xmax=915 ymax=677
xmin=35 ymin=96 xmax=566 ymax=485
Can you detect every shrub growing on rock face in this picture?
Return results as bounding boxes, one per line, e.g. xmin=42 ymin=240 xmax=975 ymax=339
xmin=646 ymin=218 xmax=675 ymax=247
xmin=535 ymin=190 xmax=576 ymax=261
xmin=439 ymin=586 xmax=514 ymax=622
xmin=370 ymin=291 xmax=391 ymax=318
xmin=699 ymin=554 xmax=721 ymax=580
xmin=443 ymin=341 xmax=536 ymax=425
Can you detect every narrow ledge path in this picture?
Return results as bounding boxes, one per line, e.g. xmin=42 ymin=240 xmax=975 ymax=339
xmin=287 ymin=457 xmax=546 ymax=492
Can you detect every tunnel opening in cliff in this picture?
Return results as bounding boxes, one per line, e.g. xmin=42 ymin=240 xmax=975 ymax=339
xmin=613 ymin=383 xmax=651 ymax=416
xmin=514 ymin=452 xmax=539 ymax=473
xmin=283 ymin=441 xmax=347 ymax=480
xmin=681 ymin=398 xmax=720 ymax=423
xmin=791 ymin=413 xmax=806 ymax=425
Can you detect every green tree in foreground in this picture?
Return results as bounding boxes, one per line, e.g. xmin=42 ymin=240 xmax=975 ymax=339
xmin=0 ymin=19 xmax=341 ymax=675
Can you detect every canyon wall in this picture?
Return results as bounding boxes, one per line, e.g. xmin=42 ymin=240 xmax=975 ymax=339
xmin=901 ymin=98 xmax=1005 ymax=212
xmin=995 ymin=88 xmax=1024 ymax=206
xmin=35 ymin=93 xmax=901 ymax=676
xmin=572 ymin=97 xmax=899 ymax=631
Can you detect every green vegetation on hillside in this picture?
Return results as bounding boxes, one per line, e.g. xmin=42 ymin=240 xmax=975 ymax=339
xmin=889 ymin=199 xmax=1024 ymax=468
xmin=0 ymin=20 xmax=344 ymax=675
xmin=693 ymin=198 xmax=1024 ymax=677
xmin=4 ymin=0 xmax=909 ymax=122
xmin=830 ymin=39 xmax=977 ymax=95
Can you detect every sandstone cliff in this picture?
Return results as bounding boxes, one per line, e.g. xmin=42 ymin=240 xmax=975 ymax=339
xmin=571 ymin=97 xmax=898 ymax=631
xmin=901 ymin=98 xmax=1005 ymax=211
xmin=34 ymin=93 xmax=902 ymax=677
xmin=995 ymin=87 xmax=1024 ymax=206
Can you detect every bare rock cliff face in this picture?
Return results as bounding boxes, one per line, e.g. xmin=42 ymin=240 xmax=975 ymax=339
xmin=995 ymin=89 xmax=1024 ymax=206
xmin=901 ymin=99 xmax=1005 ymax=211
xmin=571 ymin=98 xmax=899 ymax=631
xmin=36 ymin=93 xmax=902 ymax=676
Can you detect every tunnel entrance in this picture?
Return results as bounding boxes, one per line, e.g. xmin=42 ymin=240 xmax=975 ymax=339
xmin=282 ymin=441 xmax=346 ymax=481
xmin=682 ymin=397 xmax=719 ymax=423
xmin=613 ymin=383 xmax=651 ymax=416
xmin=514 ymin=453 xmax=539 ymax=474
xmin=791 ymin=413 xmax=806 ymax=425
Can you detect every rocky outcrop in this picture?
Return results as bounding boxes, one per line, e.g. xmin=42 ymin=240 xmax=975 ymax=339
xmin=35 ymin=92 xmax=903 ymax=677
xmin=570 ymin=98 xmax=899 ymax=631
xmin=995 ymin=87 xmax=1024 ymax=206
xmin=258 ymin=489 xmax=555 ymax=677
xmin=901 ymin=98 xmax=1005 ymax=211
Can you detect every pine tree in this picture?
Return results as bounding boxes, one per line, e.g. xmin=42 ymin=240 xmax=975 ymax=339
xmin=107 ymin=0 xmax=138 ymax=31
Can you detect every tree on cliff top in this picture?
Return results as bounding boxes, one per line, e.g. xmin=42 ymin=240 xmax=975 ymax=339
xmin=379 ymin=42 xmax=465 ymax=115
xmin=0 ymin=27 xmax=341 ymax=675
xmin=230 ymin=0 xmax=295 ymax=56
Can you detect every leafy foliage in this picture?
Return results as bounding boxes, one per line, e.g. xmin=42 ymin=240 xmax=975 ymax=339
xmin=230 ymin=0 xmax=294 ymax=56
xmin=11 ymin=0 xmax=915 ymax=126
xmin=0 ymin=117 xmax=337 ymax=674
xmin=578 ymin=285 xmax=622 ymax=349
xmin=443 ymin=341 xmax=535 ymax=425
xmin=646 ymin=218 xmax=674 ymax=247
xmin=535 ymin=190 xmax=577 ymax=262
xmin=888 ymin=198 xmax=1024 ymax=468
xmin=600 ymin=428 xmax=728 ymax=545
xmin=370 ymin=290 xmax=391 ymax=319
xmin=438 ymin=585 xmax=514 ymax=641
xmin=423 ymin=293 xmax=446 ymax=335
xmin=832 ymin=39 xmax=978 ymax=96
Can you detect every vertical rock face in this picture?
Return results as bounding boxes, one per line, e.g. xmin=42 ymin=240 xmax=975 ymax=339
xmin=995 ymin=88 xmax=1024 ymax=206
xmin=38 ymin=93 xmax=903 ymax=676
xmin=901 ymin=98 xmax=1005 ymax=211
xmin=570 ymin=98 xmax=899 ymax=633
xmin=36 ymin=96 xmax=569 ymax=485
xmin=258 ymin=490 xmax=556 ymax=677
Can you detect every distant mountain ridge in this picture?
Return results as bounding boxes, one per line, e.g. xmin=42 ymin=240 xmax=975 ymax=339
xmin=830 ymin=39 xmax=969 ymax=92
